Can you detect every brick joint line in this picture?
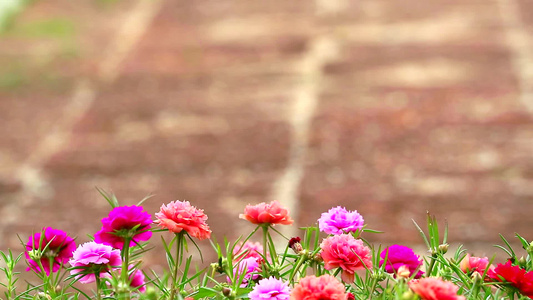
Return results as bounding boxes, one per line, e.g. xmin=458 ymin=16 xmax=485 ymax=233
xmin=271 ymin=35 xmax=339 ymax=239
xmin=14 ymin=0 xmax=163 ymax=199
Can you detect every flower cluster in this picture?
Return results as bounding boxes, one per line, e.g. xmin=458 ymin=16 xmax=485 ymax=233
xmin=15 ymin=194 xmax=533 ymax=300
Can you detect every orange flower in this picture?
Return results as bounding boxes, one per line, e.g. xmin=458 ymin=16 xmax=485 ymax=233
xmin=290 ymin=275 xmax=346 ymax=300
xmin=409 ymin=277 xmax=466 ymax=300
xmin=239 ymin=201 xmax=293 ymax=225
xmin=155 ymin=201 xmax=211 ymax=240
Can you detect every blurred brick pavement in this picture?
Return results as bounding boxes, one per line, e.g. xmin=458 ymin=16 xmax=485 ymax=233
xmin=0 ymin=0 xmax=533 ymax=272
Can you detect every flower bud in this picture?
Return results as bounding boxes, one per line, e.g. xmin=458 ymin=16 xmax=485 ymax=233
xmin=518 ymin=256 xmax=527 ymax=267
xmin=438 ymin=243 xmax=449 ymax=254
xmin=289 ymin=237 xmax=303 ymax=254
xmin=346 ymin=292 xmax=355 ymax=300
xmin=401 ymin=290 xmax=416 ymax=300
xmin=471 ymin=271 xmax=482 ymax=285
xmin=397 ymin=265 xmax=411 ymax=279
xmin=36 ymin=292 xmax=52 ymax=300
xmin=527 ymin=241 xmax=533 ymax=253
xmin=222 ymin=287 xmax=232 ymax=297
xmin=27 ymin=249 xmax=42 ymax=261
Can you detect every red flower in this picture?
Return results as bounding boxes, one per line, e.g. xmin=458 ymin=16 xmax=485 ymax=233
xmin=489 ymin=261 xmax=533 ymax=298
xmin=239 ymin=201 xmax=293 ymax=226
xmin=409 ymin=277 xmax=466 ymax=300
xmin=290 ymin=275 xmax=346 ymax=300
xmin=155 ymin=201 xmax=211 ymax=240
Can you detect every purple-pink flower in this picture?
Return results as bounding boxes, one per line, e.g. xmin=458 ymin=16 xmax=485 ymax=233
xmin=379 ymin=245 xmax=424 ymax=279
xmin=233 ymin=241 xmax=265 ymax=262
xmin=318 ymin=206 xmax=364 ymax=235
xmin=230 ymin=256 xmax=260 ymax=287
xmin=25 ymin=227 xmax=76 ymax=275
xmin=94 ymin=205 xmax=153 ymax=249
xmin=249 ymin=277 xmax=290 ymax=300
xmin=69 ymin=242 xmax=122 ymax=284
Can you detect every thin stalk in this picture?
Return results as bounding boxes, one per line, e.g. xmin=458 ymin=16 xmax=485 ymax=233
xmin=169 ymin=233 xmax=184 ymax=300
xmin=426 ymin=254 xmax=437 ymax=276
xmin=95 ymin=275 xmax=102 ymax=300
xmin=289 ymin=254 xmax=307 ymax=283
xmin=262 ymin=225 xmax=269 ymax=261
xmin=119 ymin=237 xmax=132 ymax=300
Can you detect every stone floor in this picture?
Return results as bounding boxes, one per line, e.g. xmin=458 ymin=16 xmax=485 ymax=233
xmin=0 ymin=0 xmax=532 ymax=275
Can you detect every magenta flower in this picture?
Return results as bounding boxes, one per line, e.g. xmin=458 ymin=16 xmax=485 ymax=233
xmin=379 ymin=245 xmax=424 ymax=279
xmin=25 ymin=227 xmax=76 ymax=275
xmin=129 ymin=267 xmax=146 ymax=293
xmin=69 ymin=242 xmax=122 ymax=284
xmin=318 ymin=206 xmax=364 ymax=235
xmin=249 ymin=277 xmax=290 ymax=300
xmin=94 ymin=205 xmax=152 ymax=249
xmin=229 ymin=257 xmax=260 ymax=287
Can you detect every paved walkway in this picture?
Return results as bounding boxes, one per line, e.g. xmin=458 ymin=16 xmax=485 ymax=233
xmin=0 ymin=0 xmax=532 ymax=268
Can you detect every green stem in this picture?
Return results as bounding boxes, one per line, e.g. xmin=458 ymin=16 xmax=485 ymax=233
xmin=426 ymin=254 xmax=437 ymax=276
xmin=119 ymin=237 xmax=132 ymax=300
xmin=289 ymin=254 xmax=307 ymax=283
xmin=169 ymin=233 xmax=183 ymax=300
xmin=95 ymin=274 xmax=102 ymax=300
xmin=262 ymin=225 xmax=268 ymax=261
xmin=368 ymin=274 xmax=378 ymax=297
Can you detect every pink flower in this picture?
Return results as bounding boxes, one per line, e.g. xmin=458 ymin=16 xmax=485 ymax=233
xmin=25 ymin=227 xmax=76 ymax=275
xmin=249 ymin=277 xmax=291 ymax=300
xmin=379 ymin=244 xmax=424 ymax=279
xmin=154 ymin=201 xmax=211 ymax=240
xmin=233 ymin=241 xmax=264 ymax=262
xmin=409 ymin=278 xmax=466 ymax=300
xmin=290 ymin=275 xmax=346 ymax=300
xmin=94 ymin=205 xmax=152 ymax=249
xmin=318 ymin=206 xmax=364 ymax=235
xmin=460 ymin=254 xmax=490 ymax=275
xmin=230 ymin=257 xmax=260 ymax=287
xmin=320 ymin=234 xmax=372 ymax=283
xmin=240 ymin=201 xmax=293 ymax=226
xmin=69 ymin=242 xmax=122 ymax=284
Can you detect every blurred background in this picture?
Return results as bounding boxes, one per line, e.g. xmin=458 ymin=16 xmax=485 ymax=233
xmin=0 ymin=0 xmax=532 ymax=275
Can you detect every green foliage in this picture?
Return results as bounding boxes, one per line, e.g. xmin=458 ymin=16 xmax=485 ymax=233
xmin=4 ymin=191 xmax=533 ymax=299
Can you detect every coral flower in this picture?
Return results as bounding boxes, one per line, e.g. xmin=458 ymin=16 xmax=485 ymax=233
xmin=409 ymin=277 xmax=466 ymax=300
xmin=94 ymin=205 xmax=153 ymax=249
xmin=379 ymin=244 xmax=424 ymax=279
xmin=488 ymin=260 xmax=533 ymax=298
xmin=69 ymin=242 xmax=122 ymax=284
xmin=239 ymin=201 xmax=293 ymax=226
xmin=249 ymin=277 xmax=291 ymax=300
xmin=318 ymin=206 xmax=364 ymax=235
xmin=25 ymin=227 xmax=76 ymax=275
xmin=290 ymin=275 xmax=346 ymax=300
xmin=460 ymin=254 xmax=490 ymax=275
xmin=154 ymin=200 xmax=211 ymax=240
xmin=233 ymin=241 xmax=265 ymax=262
xmin=320 ymin=234 xmax=372 ymax=283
